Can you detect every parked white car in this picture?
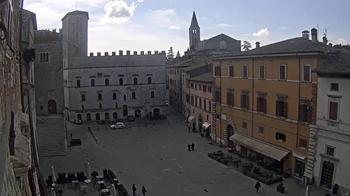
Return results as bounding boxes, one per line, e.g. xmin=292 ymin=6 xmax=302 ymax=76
xmin=110 ymin=122 xmax=126 ymax=129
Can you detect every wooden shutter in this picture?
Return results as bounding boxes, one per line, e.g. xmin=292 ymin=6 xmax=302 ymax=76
xmin=329 ymin=102 xmax=338 ymax=120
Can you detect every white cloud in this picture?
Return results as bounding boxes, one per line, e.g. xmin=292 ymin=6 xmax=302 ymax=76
xmin=169 ymin=25 xmax=180 ymax=30
xmin=252 ymin=28 xmax=269 ymax=38
xmin=148 ymin=9 xmax=186 ymax=30
xmin=217 ymin=23 xmax=231 ymax=28
xmin=104 ymin=0 xmax=143 ymax=24
xmin=335 ymin=38 xmax=348 ymax=45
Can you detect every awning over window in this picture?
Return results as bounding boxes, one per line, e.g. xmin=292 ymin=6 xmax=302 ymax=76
xmin=202 ymin=122 xmax=211 ymax=129
xmin=230 ymin=134 xmax=289 ymax=161
xmin=188 ymin=116 xmax=194 ymax=122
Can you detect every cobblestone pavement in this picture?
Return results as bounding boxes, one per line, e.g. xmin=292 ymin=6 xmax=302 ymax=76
xmin=39 ymin=112 xmax=329 ymax=196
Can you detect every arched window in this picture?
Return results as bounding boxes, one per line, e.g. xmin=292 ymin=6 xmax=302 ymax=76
xmin=91 ymin=79 xmax=95 ymax=86
xmin=105 ymin=78 xmax=109 ymax=86
xmin=113 ymin=93 xmax=117 ymax=100
xmin=133 ymin=77 xmax=138 ymax=85
xmin=132 ymin=92 xmax=136 ymax=99
xmin=148 ymin=77 xmax=152 ymax=84
xmin=151 ymin=91 xmax=155 ymax=98
xmin=119 ymin=78 xmax=123 ymax=85
xmin=95 ymin=113 xmax=100 ymax=120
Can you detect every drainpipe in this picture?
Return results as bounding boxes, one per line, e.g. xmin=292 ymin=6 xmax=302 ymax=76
xmin=251 ymin=58 xmax=255 ymax=137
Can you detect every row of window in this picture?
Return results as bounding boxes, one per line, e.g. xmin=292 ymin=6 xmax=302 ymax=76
xmin=238 ymin=123 xmax=308 ymax=148
xmin=215 ymin=64 xmax=312 ymax=82
xmin=80 ymin=101 xmax=120 ymax=111
xmin=81 ymin=91 xmax=155 ymax=101
xmin=189 ymin=82 xmax=212 ymax=93
xmin=77 ymin=111 xmax=127 ymax=121
xmin=223 ymin=90 xmax=313 ymax=122
xmin=188 ymin=95 xmax=212 ymax=112
xmin=77 ymin=77 xmax=153 ymax=87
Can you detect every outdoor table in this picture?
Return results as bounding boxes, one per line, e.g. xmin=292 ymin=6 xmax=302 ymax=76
xmin=72 ymin=180 xmax=79 ymax=189
xmin=100 ymin=188 xmax=111 ymax=196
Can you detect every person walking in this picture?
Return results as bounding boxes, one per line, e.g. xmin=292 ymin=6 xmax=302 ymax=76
xmin=255 ymin=181 xmax=261 ymax=193
xmin=191 ymin=142 xmax=195 ymax=151
xmin=132 ymin=184 xmax=136 ymax=196
xmin=187 ymin=144 xmax=191 ymax=151
xmin=142 ymin=186 xmax=147 ymax=196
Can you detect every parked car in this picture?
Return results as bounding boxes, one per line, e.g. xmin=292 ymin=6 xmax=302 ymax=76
xmin=110 ymin=122 xmax=126 ymax=129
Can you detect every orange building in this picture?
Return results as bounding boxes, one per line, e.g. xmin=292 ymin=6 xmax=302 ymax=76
xmin=186 ymin=73 xmax=214 ymax=137
xmin=212 ymin=29 xmax=333 ymax=178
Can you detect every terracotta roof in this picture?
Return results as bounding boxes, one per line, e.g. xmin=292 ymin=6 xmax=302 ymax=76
xmin=216 ymin=37 xmax=335 ymax=59
xmin=189 ymin=72 xmax=212 ymax=83
xmin=316 ymin=51 xmax=350 ymax=75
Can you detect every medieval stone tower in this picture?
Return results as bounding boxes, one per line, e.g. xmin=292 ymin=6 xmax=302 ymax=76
xmin=189 ymin=11 xmax=200 ymax=50
xmin=62 ymin=10 xmax=89 ymax=68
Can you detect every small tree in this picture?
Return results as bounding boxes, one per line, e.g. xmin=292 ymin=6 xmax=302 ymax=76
xmin=176 ymin=51 xmax=181 ymax=58
xmin=242 ymin=41 xmax=252 ymax=51
xmin=167 ymin=47 xmax=174 ymax=59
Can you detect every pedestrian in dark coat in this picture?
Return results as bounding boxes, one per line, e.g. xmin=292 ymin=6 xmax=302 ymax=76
xmin=132 ymin=184 xmax=136 ymax=196
xmin=142 ymin=186 xmax=147 ymax=196
xmin=255 ymin=181 xmax=261 ymax=193
xmin=191 ymin=142 xmax=195 ymax=151
xmin=187 ymin=144 xmax=191 ymax=151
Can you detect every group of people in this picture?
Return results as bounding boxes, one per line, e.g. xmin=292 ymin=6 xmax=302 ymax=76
xmin=132 ymin=184 xmax=147 ymax=196
xmin=187 ymin=143 xmax=195 ymax=151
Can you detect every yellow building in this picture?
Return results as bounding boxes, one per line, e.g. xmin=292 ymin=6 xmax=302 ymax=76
xmin=212 ymin=30 xmax=332 ymax=178
xmin=187 ymin=73 xmax=214 ymax=137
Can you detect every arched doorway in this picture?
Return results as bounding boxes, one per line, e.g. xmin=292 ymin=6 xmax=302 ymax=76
xmin=198 ymin=114 xmax=203 ymax=133
xmin=113 ymin=112 xmax=118 ymax=121
xmin=226 ymin=124 xmax=234 ymax=146
xmin=320 ymin=161 xmax=335 ymax=189
xmin=135 ymin=110 xmax=141 ymax=118
xmin=123 ymin=105 xmax=128 ymax=117
xmin=48 ymin=99 xmax=57 ymax=114
xmin=153 ymin=108 xmax=160 ymax=119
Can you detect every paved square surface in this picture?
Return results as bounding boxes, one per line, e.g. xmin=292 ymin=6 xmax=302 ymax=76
xmin=39 ymin=112 xmax=326 ymax=196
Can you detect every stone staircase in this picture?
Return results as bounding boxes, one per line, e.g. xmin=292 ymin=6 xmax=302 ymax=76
xmin=36 ymin=115 xmax=67 ymax=157
xmin=304 ymin=126 xmax=318 ymax=181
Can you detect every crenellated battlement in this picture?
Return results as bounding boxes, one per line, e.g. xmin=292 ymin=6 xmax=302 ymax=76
xmin=88 ymin=50 xmax=166 ymax=57
xmin=35 ymin=29 xmax=62 ymax=42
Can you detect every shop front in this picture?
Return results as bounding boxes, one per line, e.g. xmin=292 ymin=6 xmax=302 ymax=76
xmin=230 ymin=134 xmax=290 ymax=174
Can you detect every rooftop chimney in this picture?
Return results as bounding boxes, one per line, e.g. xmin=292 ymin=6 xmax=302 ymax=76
xmin=311 ymin=28 xmax=318 ymax=42
xmin=89 ymin=52 xmax=93 ymax=56
xmin=104 ymin=52 xmax=109 ymax=56
xmin=112 ymin=51 xmax=116 ymax=56
xmin=133 ymin=51 xmax=137 ymax=55
xmin=97 ymin=52 xmax=101 ymax=56
xmin=255 ymin=42 xmax=260 ymax=48
xmin=126 ymin=50 xmax=131 ymax=55
xmin=302 ymin=30 xmax=310 ymax=39
xmin=322 ymin=36 xmax=328 ymax=45
xmin=119 ymin=50 xmax=123 ymax=55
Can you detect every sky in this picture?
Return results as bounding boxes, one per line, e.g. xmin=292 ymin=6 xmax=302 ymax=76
xmin=24 ymin=0 xmax=350 ymax=54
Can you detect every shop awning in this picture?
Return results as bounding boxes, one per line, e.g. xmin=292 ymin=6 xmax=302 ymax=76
xmin=230 ymin=134 xmax=289 ymax=161
xmin=293 ymin=152 xmax=306 ymax=160
xmin=188 ymin=116 xmax=194 ymax=122
xmin=202 ymin=122 xmax=211 ymax=129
